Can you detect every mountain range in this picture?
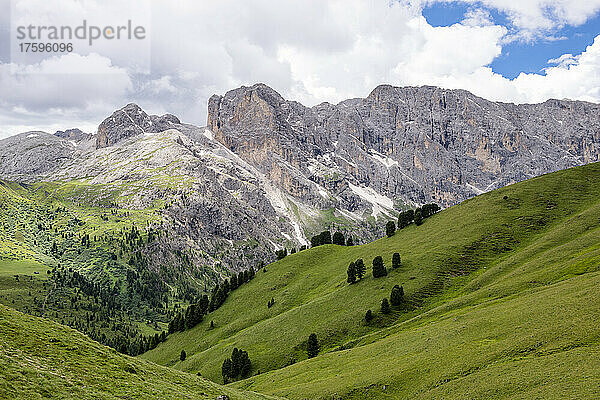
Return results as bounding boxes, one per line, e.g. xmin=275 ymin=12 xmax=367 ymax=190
xmin=1 ymin=83 xmax=600 ymax=398
xmin=2 ymin=83 xmax=600 ymax=259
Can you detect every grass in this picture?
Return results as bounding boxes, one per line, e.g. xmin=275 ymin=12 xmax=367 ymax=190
xmin=0 ymin=304 xmax=279 ymax=400
xmin=142 ymin=162 xmax=600 ymax=399
xmin=0 ymin=260 xmax=47 ymax=276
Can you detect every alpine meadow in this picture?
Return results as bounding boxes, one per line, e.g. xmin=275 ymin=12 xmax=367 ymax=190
xmin=2 ymin=1 xmax=600 ymax=398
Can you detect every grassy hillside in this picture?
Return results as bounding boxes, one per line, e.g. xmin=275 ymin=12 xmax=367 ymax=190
xmin=0 ymin=304 xmax=279 ymax=399
xmin=143 ymin=162 xmax=600 ymax=399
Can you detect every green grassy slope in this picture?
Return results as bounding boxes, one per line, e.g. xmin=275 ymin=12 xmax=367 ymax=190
xmin=0 ymin=304 xmax=279 ymax=400
xmin=143 ymin=162 xmax=600 ymax=399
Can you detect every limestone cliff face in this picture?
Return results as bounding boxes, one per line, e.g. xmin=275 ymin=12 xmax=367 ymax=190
xmin=207 ymin=83 xmax=600 ymax=208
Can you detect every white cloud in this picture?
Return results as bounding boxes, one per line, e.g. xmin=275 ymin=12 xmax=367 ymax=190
xmin=0 ymin=53 xmax=133 ymax=134
xmin=0 ymin=0 xmax=599 ymax=137
xmin=419 ymin=0 xmax=600 ymax=40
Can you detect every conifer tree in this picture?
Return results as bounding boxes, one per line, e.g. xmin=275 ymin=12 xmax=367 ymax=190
xmin=333 ymin=231 xmax=345 ymax=245
xmin=390 ymin=285 xmax=404 ymax=306
xmin=365 ymin=309 xmax=374 ymax=323
xmin=347 ymin=262 xmax=357 ymax=284
xmin=372 ymin=256 xmax=387 ymax=278
xmin=222 ymin=358 xmax=233 ymax=383
xmin=386 ymin=220 xmax=396 ymax=237
xmin=180 ymin=349 xmax=187 ymax=361
xmin=307 ymin=333 xmax=319 ymax=358
xmin=392 ymin=252 xmax=401 ymax=269
xmin=355 ymin=258 xmax=366 ymax=280
xmin=346 ymin=236 xmax=354 ymax=246
xmin=414 ymin=209 xmax=423 ymax=226
xmin=320 ymin=230 xmax=332 ymax=245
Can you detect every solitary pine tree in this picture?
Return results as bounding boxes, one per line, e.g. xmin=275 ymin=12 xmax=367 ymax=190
xmin=392 ymin=252 xmax=401 ymax=269
xmin=180 ymin=349 xmax=187 ymax=361
xmin=372 ymin=256 xmax=387 ymax=278
xmin=347 ymin=262 xmax=357 ymax=284
xmin=355 ymin=259 xmax=366 ymax=280
xmin=386 ymin=220 xmax=396 ymax=237
xmin=333 ymin=231 xmax=346 ymax=245
xmin=390 ymin=285 xmax=404 ymax=306
xmin=307 ymin=333 xmax=319 ymax=358
xmin=381 ymin=298 xmax=391 ymax=314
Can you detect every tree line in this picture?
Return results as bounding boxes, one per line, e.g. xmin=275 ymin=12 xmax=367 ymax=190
xmin=168 ymin=266 xmax=256 ymax=335
xmin=387 ymin=203 xmax=440 ymax=237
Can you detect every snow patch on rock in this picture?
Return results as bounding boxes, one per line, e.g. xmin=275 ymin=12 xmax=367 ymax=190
xmin=348 ymin=183 xmax=394 ymax=218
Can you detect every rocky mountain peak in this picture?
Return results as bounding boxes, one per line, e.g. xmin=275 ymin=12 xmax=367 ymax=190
xmin=96 ymin=104 xmax=183 ymax=149
xmin=207 ymin=83 xmax=291 ymax=155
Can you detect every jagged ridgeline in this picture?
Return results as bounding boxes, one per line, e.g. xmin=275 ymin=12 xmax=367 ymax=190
xmin=1 ymin=83 xmax=600 ymax=361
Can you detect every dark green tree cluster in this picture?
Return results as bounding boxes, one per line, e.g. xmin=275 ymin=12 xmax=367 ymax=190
xmin=397 ymin=209 xmax=415 ymax=229
xmin=307 ymin=333 xmax=319 ymax=358
xmin=372 ymin=256 xmax=387 ymax=278
xmin=346 ymin=258 xmax=366 ymax=284
xmin=311 ymin=230 xmax=354 ymax=247
xmin=366 ymin=285 xmax=405 ymax=324
xmin=138 ymin=331 xmax=167 ymax=355
xmin=397 ymin=203 xmax=440 ymax=229
xmin=332 ymin=231 xmax=345 ymax=245
xmin=310 ymin=230 xmax=332 ymax=247
xmin=169 ymin=267 xmax=256 ymax=335
xmin=221 ymin=348 xmax=252 ymax=383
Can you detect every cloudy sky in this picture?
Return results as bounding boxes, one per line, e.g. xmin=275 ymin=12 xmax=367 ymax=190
xmin=0 ymin=0 xmax=599 ymax=138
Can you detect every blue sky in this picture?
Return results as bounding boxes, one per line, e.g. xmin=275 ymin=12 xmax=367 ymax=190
xmin=423 ymin=2 xmax=600 ymax=78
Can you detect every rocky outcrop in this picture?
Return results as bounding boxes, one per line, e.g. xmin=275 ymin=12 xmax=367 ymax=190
xmin=208 ymin=83 xmax=600 ymax=208
xmin=54 ymin=128 xmax=91 ymax=142
xmin=95 ymin=103 xmax=182 ymax=149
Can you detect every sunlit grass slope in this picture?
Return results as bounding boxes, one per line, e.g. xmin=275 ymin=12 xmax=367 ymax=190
xmin=0 ymin=304 xmax=279 ymax=400
xmin=143 ymin=162 xmax=600 ymax=398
